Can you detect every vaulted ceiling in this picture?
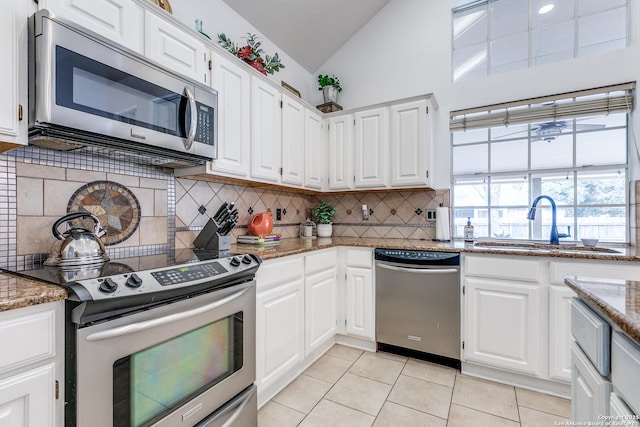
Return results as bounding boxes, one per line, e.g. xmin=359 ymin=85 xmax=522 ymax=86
xmin=222 ymin=0 xmax=391 ymax=73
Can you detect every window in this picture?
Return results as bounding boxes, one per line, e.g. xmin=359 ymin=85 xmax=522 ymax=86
xmin=450 ymin=83 xmax=633 ymax=243
xmin=452 ymin=0 xmax=629 ymax=82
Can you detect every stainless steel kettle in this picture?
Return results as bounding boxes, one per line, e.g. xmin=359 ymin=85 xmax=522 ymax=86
xmin=44 ymin=212 xmax=110 ymax=268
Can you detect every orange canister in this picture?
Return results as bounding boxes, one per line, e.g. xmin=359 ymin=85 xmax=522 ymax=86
xmin=248 ymin=212 xmax=274 ymax=236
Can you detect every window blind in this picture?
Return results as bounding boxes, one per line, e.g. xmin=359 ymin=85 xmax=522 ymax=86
xmin=450 ymin=83 xmax=635 ymax=131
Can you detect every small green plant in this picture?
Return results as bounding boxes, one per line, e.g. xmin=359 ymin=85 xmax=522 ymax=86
xmin=317 ymin=74 xmax=342 ymax=92
xmin=311 ymin=202 xmax=336 ymax=224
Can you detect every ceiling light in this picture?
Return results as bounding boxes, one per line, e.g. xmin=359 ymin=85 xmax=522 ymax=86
xmin=538 ymin=4 xmax=554 ymax=14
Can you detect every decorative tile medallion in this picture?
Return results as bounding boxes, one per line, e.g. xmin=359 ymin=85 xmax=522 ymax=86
xmin=67 ymin=181 xmax=141 ymax=246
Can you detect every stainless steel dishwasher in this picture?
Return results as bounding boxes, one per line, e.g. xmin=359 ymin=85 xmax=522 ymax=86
xmin=375 ymin=249 xmax=460 ymax=369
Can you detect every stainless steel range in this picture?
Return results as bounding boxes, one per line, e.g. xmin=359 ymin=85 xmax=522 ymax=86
xmin=13 ymin=249 xmax=260 ymax=427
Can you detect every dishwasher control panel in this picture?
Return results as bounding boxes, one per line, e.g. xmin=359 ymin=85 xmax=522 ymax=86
xmin=374 ymin=249 xmax=460 ymax=265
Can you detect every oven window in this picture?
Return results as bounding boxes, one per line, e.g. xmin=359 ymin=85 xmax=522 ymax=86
xmin=55 ymin=46 xmax=184 ymax=136
xmin=112 ymin=312 xmax=244 ymax=427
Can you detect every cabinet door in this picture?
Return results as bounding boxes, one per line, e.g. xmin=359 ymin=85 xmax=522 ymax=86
xmin=389 ymin=99 xmax=430 ymax=187
xmin=256 ymin=278 xmax=304 ymax=392
xmin=39 ymin=0 xmax=143 ymax=53
xmin=144 ymin=12 xmax=209 ymax=84
xmin=251 ymin=78 xmax=282 ymax=183
xmin=210 ymin=53 xmax=251 ymax=177
xmin=345 ymin=266 xmax=374 ymax=340
xmin=304 ymin=109 xmax=325 ymax=190
xmin=327 ymin=115 xmax=354 ymax=190
xmin=0 ymin=364 xmax=55 ymax=427
xmin=549 ymin=286 xmax=576 ymax=382
xmin=464 ymin=277 xmax=541 ymax=375
xmin=354 ymin=107 xmax=388 ymax=188
xmin=281 ymin=94 xmax=305 ymax=187
xmin=0 ymin=0 xmax=30 ymax=149
xmin=305 ymin=269 xmax=337 ymax=356
xmin=571 ymin=342 xmax=611 ymax=422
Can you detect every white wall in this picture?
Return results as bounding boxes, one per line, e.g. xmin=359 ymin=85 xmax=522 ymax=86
xmin=172 ymin=0 xmax=315 ymax=100
xmin=317 ymin=0 xmax=640 ymax=188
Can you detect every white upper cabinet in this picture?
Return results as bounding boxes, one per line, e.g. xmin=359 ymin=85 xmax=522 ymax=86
xmin=251 ymin=77 xmax=282 ymax=183
xmin=327 ymin=114 xmax=354 ymax=190
xmin=389 ymin=99 xmax=430 ymax=187
xmin=304 ymin=109 xmax=325 ymax=190
xmin=0 ymin=0 xmax=31 ymax=150
xmin=281 ymin=94 xmax=305 ymax=187
xmin=209 ymin=52 xmax=251 ymax=178
xmin=354 ymin=107 xmax=389 ymax=188
xmin=39 ymin=0 xmax=143 ymax=53
xmin=144 ymin=11 xmax=209 ymax=85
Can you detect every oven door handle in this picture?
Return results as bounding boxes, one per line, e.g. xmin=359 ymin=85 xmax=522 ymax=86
xmin=85 ymin=287 xmax=250 ymax=342
xmin=377 ymin=263 xmax=458 ymax=274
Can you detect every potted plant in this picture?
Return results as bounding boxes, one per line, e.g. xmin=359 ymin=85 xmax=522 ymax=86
xmin=312 ymin=201 xmax=336 ymax=237
xmin=317 ymin=74 xmax=342 ymax=104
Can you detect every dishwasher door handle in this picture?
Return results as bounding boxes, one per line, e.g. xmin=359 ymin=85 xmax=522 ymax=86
xmin=377 ymin=263 xmax=458 ymax=274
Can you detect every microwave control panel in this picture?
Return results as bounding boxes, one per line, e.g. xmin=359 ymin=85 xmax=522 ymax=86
xmin=195 ymin=102 xmax=215 ymax=146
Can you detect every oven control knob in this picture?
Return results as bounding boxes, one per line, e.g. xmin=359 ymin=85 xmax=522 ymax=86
xmin=99 ymin=278 xmax=118 ymax=293
xmin=230 ymin=257 xmax=241 ymax=267
xmin=126 ymin=273 xmax=143 ymax=288
xmin=242 ymin=255 xmax=252 ymax=264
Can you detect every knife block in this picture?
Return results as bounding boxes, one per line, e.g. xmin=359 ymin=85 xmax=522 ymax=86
xmin=193 ymin=218 xmax=231 ymax=250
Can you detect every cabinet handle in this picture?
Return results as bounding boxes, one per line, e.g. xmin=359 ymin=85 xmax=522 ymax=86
xmin=18 ymin=105 xmax=23 ymax=121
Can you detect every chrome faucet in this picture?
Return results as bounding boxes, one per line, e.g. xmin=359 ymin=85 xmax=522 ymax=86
xmin=527 ymin=195 xmax=571 ymax=245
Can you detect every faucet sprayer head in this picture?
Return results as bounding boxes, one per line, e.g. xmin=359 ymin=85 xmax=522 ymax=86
xmin=526 ymin=207 xmax=537 ymax=220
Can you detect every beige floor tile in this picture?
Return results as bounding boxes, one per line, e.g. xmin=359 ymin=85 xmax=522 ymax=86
xmin=325 ymin=373 xmax=392 ymax=416
xmin=372 ymin=401 xmax=446 ymax=427
xmin=272 ymin=374 xmax=332 ymax=414
xmin=387 ymin=374 xmax=452 ymax=419
xmin=374 ymin=351 xmax=409 ymax=363
xmin=452 ymin=375 xmax=519 ymax=422
xmin=326 ymin=344 xmax=364 ymax=363
xmin=258 ymin=401 xmax=306 ymax=427
xmin=519 ymin=406 xmax=569 ymax=427
xmin=349 ymin=352 xmax=405 ymax=385
xmin=447 ymin=404 xmax=520 ymax=427
xmin=299 ymin=399 xmax=375 ymax=427
xmin=304 ymin=354 xmax=353 ymax=384
xmin=515 ymin=388 xmax=571 ymax=418
xmin=402 ymin=358 xmax=457 ymax=388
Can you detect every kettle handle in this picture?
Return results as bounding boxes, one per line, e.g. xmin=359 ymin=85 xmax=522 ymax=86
xmin=52 ymin=212 xmax=102 ymax=240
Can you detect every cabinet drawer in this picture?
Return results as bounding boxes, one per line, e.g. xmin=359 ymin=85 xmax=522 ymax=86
xmin=571 ymin=298 xmax=610 ymax=376
xmin=305 ymin=249 xmax=337 ymax=275
xmin=464 ymin=255 xmax=541 ymax=282
xmin=256 ymin=256 xmax=304 ymax=292
xmin=571 ymin=342 xmax=611 ymax=421
xmin=0 ymin=307 xmax=55 ymax=373
xmin=612 ymin=332 xmax=640 ymax=415
xmin=345 ymin=248 xmax=373 ymax=268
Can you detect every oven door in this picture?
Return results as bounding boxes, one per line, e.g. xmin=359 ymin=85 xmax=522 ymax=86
xmin=72 ymin=280 xmax=255 ymax=427
xmin=32 ymin=12 xmax=217 ymax=158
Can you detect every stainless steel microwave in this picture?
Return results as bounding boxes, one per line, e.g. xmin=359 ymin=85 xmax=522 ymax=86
xmin=29 ymin=10 xmax=217 ymax=167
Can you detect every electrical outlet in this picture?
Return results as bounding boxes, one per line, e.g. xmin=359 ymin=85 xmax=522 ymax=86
xmin=276 ymin=208 xmax=282 ymax=220
xmin=425 ymin=209 xmax=437 ymax=222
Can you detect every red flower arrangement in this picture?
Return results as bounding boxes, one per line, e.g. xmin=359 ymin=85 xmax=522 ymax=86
xmin=217 ymin=33 xmax=284 ymax=75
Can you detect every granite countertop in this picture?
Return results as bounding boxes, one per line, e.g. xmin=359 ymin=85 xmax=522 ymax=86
xmin=0 ymin=272 xmax=67 ymax=313
xmin=565 ymin=276 xmax=640 ymax=345
xmin=3 ymin=236 xmax=640 ymax=313
xmin=233 ymin=236 xmax=640 ymax=262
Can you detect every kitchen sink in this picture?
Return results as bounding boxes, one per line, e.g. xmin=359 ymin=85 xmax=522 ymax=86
xmin=472 ymin=241 xmax=621 ymax=254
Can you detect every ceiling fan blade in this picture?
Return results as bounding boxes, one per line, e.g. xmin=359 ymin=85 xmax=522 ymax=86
xmin=571 ymin=123 xmax=607 ymax=131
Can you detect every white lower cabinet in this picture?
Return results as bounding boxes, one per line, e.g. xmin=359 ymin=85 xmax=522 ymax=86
xmin=0 ymin=302 xmax=63 ymax=427
xmin=0 ymin=364 xmax=55 ymax=427
xmin=255 ymin=256 xmax=305 ymax=403
xmin=341 ymin=248 xmax=375 ymax=342
xmin=549 ymin=285 xmax=576 ymax=381
xmin=304 ymin=250 xmax=337 ymax=356
xmin=464 ymin=277 xmax=542 ymax=375
xmin=571 ymin=341 xmax=612 ymax=421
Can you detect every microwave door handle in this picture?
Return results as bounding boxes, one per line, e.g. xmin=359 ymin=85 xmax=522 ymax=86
xmin=183 ymin=86 xmax=197 ymax=150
